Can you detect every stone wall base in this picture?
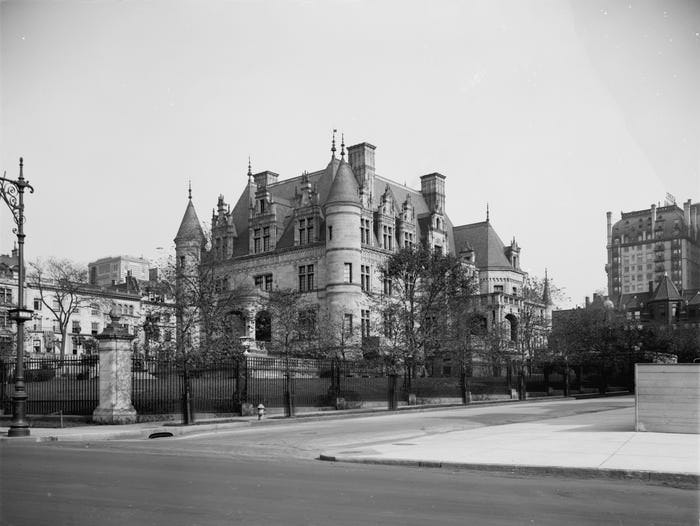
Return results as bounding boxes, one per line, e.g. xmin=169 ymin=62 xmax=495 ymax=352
xmin=92 ymin=406 xmax=138 ymax=425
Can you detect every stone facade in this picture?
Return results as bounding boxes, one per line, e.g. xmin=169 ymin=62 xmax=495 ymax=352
xmin=175 ymin=136 xmax=549 ymax=356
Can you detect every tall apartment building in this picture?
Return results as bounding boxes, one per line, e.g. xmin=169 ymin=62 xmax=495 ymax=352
xmin=606 ymin=199 xmax=700 ymax=301
xmin=88 ymin=255 xmax=150 ymax=286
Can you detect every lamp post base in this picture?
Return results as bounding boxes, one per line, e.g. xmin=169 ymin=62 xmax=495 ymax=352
xmin=8 ymin=388 xmax=30 ymax=437
xmin=8 ymin=424 xmax=30 ymax=437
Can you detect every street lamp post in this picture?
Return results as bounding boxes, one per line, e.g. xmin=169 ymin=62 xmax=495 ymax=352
xmin=0 ymin=158 xmax=35 ymax=437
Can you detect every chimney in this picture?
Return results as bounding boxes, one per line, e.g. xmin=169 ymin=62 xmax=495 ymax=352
xmin=253 ymin=171 xmax=279 ymax=188
xmin=684 ymin=199 xmax=692 ymax=229
xmin=650 ymin=203 xmax=657 ymax=234
xmin=606 ymin=211 xmax=612 ymax=245
xmin=347 ymin=142 xmax=376 ymax=191
xmin=420 ymin=173 xmax=446 ymax=213
xmin=585 ymin=296 xmax=590 ymax=308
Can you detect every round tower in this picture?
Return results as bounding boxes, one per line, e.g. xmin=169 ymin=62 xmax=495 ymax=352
xmin=174 ymin=185 xmax=206 ymax=277
xmin=323 ymin=157 xmax=362 ymax=339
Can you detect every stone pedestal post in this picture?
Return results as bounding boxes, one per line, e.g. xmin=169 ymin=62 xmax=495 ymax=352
xmin=92 ymin=313 xmax=137 ymax=424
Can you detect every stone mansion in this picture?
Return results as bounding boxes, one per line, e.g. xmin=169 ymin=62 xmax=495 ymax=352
xmin=175 ymin=136 xmax=550 ymax=354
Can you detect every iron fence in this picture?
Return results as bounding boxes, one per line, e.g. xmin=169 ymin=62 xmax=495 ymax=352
xmin=0 ymin=354 xmax=638 ymax=417
xmin=0 ymin=356 xmax=99 ymax=416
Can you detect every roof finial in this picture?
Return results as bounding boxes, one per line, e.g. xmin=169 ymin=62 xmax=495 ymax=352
xmin=340 ymin=133 xmax=345 ymax=159
xmin=331 ymin=129 xmax=337 ymax=157
xmin=247 ymin=156 xmax=253 ymax=182
xmin=188 ymin=180 xmax=192 ymax=200
xmin=486 ymin=202 xmax=490 ymax=222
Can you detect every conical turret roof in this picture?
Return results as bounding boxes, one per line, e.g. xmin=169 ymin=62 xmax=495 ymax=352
xmin=175 ymin=198 xmax=205 ymax=244
xmin=542 ymin=278 xmax=552 ymax=305
xmin=325 ymin=159 xmax=359 ymax=205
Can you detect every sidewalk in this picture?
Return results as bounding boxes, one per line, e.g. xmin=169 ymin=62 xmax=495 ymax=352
xmin=2 ymin=396 xmax=698 ymax=488
xmin=319 ymin=401 xmax=700 ymax=488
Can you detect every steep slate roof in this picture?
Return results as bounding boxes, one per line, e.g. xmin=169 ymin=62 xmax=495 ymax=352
xmin=688 ymin=291 xmax=700 ymax=306
xmin=650 ymin=274 xmax=682 ymax=302
xmin=175 ymin=199 xmax=205 ymax=243
xmin=372 ymin=175 xmax=456 ymax=251
xmin=227 ymin=157 xmax=340 ymax=256
xmin=452 ymin=221 xmax=514 ymax=270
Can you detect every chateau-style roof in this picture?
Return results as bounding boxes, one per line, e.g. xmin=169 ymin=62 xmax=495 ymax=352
xmin=326 ymin=159 xmax=360 ymax=205
xmin=649 ymin=274 xmax=682 ymax=302
xmin=175 ymin=199 xmax=205 ymax=244
xmin=452 ymin=221 xmax=514 ymax=270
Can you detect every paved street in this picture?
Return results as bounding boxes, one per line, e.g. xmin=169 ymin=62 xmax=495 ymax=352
xmin=46 ymin=397 xmax=640 ymax=461
xmin=1 ymin=440 xmax=696 ymax=526
xmin=1 ymin=397 xmax=698 ymax=525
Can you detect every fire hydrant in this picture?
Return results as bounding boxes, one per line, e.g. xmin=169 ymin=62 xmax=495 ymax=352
xmin=257 ymin=403 xmax=265 ymax=420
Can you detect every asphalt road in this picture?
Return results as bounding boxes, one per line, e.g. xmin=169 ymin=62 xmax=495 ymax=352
xmin=1 ymin=442 xmax=696 ymax=526
xmin=1 ymin=398 xmax=697 ymax=525
xmin=97 ymin=397 xmax=639 ymax=461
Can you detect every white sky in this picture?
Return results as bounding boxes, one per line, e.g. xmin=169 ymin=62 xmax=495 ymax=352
xmin=1 ymin=0 xmax=698 ymax=308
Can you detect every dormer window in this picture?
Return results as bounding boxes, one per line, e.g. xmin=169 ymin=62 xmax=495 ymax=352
xmin=253 ymin=229 xmax=261 ymax=253
xmin=259 ymin=199 xmax=266 ymax=214
xmin=299 ymin=218 xmax=314 ymax=245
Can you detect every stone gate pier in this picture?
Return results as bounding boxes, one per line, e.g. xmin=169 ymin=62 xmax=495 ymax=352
xmin=92 ymin=312 xmax=137 ymax=424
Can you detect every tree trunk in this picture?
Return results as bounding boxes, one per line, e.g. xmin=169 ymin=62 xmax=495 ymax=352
xmin=60 ymin=329 xmax=68 ymax=361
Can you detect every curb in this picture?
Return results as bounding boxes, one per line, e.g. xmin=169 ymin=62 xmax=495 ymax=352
xmin=0 ymin=395 xmax=631 ymax=441
xmin=317 ymin=455 xmax=699 ymax=490
xmin=0 ymin=421 xmax=253 ymax=442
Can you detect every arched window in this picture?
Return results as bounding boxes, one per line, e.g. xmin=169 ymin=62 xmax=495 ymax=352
xmin=505 ymin=314 xmax=518 ymax=342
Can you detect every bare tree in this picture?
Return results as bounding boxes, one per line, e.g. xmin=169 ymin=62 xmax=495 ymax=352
xmin=154 ymin=248 xmax=245 ymax=364
xmin=29 ymin=258 xmax=89 ymax=360
xmin=263 ymin=287 xmax=317 ymax=417
xmin=380 ymin=245 xmax=478 ymax=388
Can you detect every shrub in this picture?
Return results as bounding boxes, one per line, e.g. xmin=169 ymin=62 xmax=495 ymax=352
xmin=25 ymin=367 xmax=55 ymax=382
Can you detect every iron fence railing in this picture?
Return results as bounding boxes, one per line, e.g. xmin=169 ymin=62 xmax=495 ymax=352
xmin=0 ymin=354 xmax=638 ymax=417
xmin=0 ymin=356 xmax=99 ymax=416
